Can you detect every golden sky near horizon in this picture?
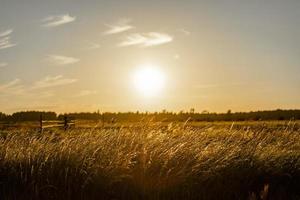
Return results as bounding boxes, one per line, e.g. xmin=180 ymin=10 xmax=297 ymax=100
xmin=0 ymin=0 xmax=300 ymax=114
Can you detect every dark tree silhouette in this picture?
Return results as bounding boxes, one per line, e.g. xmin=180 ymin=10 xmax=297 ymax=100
xmin=1 ymin=109 xmax=300 ymax=122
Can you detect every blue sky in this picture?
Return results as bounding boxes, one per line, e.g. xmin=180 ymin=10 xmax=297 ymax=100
xmin=0 ymin=0 xmax=300 ymax=113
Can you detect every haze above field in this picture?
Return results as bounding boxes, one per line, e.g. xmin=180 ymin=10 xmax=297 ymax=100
xmin=0 ymin=0 xmax=300 ymax=114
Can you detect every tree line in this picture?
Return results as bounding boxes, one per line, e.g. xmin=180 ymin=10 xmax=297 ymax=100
xmin=0 ymin=109 xmax=300 ymax=122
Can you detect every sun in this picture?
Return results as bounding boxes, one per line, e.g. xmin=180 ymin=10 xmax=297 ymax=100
xmin=133 ymin=65 xmax=166 ymax=97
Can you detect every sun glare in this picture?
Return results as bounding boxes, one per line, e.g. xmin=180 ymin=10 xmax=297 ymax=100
xmin=133 ymin=65 xmax=165 ymax=97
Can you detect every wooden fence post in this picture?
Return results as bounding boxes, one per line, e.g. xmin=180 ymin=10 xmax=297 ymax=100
xmin=102 ymin=114 xmax=105 ymax=128
xmin=39 ymin=114 xmax=43 ymax=133
xmin=64 ymin=116 xmax=68 ymax=131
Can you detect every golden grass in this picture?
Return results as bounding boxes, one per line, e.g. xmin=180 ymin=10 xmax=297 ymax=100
xmin=0 ymin=122 xmax=299 ymax=199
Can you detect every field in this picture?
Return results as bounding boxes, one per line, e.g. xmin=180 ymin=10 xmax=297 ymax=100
xmin=0 ymin=121 xmax=299 ymax=200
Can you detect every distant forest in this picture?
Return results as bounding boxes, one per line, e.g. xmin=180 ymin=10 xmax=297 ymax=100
xmin=1 ymin=109 xmax=300 ymax=122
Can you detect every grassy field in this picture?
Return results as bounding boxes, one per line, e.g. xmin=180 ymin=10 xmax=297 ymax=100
xmin=0 ymin=121 xmax=299 ymax=200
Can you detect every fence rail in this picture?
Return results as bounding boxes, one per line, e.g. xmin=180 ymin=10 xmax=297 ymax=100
xmin=42 ymin=120 xmax=65 ymax=123
xmin=40 ymin=115 xmax=75 ymax=133
xmin=0 ymin=116 xmax=75 ymax=131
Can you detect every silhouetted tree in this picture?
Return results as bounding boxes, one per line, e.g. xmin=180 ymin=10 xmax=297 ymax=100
xmin=11 ymin=111 xmax=56 ymax=121
xmin=1 ymin=109 xmax=300 ymax=122
xmin=190 ymin=108 xmax=195 ymax=114
xmin=0 ymin=112 xmax=7 ymax=121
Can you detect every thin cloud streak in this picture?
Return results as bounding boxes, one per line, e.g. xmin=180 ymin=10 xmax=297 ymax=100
xmin=0 ymin=29 xmax=17 ymax=50
xmin=0 ymin=79 xmax=25 ymax=95
xmin=178 ymin=28 xmax=191 ymax=36
xmin=33 ymin=75 xmax=77 ymax=89
xmin=0 ymin=62 xmax=8 ymax=67
xmin=119 ymin=32 xmax=173 ymax=47
xmin=0 ymin=29 xmax=13 ymax=37
xmin=0 ymin=76 xmax=77 ymax=92
xmin=85 ymin=42 xmax=100 ymax=50
xmin=42 ymin=14 xmax=76 ymax=27
xmin=103 ymin=18 xmax=134 ymax=35
xmin=0 ymin=75 xmax=77 ymax=99
xmin=47 ymin=55 xmax=80 ymax=65
xmin=0 ymin=79 xmax=21 ymax=91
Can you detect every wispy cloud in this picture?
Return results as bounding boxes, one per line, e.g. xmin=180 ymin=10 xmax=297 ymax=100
xmin=0 ymin=62 xmax=8 ymax=68
xmin=0 ymin=76 xmax=77 ymax=99
xmin=42 ymin=14 xmax=76 ymax=27
xmin=104 ymin=18 xmax=134 ymax=35
xmin=0 ymin=29 xmax=13 ymax=37
xmin=75 ymin=90 xmax=98 ymax=97
xmin=33 ymin=75 xmax=77 ymax=89
xmin=85 ymin=41 xmax=100 ymax=50
xmin=47 ymin=54 xmax=80 ymax=65
xmin=0 ymin=29 xmax=17 ymax=50
xmin=0 ymin=79 xmax=20 ymax=90
xmin=0 ymin=79 xmax=25 ymax=95
xmin=178 ymin=28 xmax=191 ymax=36
xmin=119 ymin=32 xmax=173 ymax=47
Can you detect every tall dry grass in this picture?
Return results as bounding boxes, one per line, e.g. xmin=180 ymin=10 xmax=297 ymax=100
xmin=0 ymin=122 xmax=299 ymax=199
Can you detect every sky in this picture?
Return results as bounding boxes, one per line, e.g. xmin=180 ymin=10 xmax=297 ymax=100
xmin=0 ymin=0 xmax=300 ymax=114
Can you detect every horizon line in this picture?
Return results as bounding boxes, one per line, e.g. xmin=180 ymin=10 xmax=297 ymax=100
xmin=2 ymin=108 xmax=300 ymax=116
